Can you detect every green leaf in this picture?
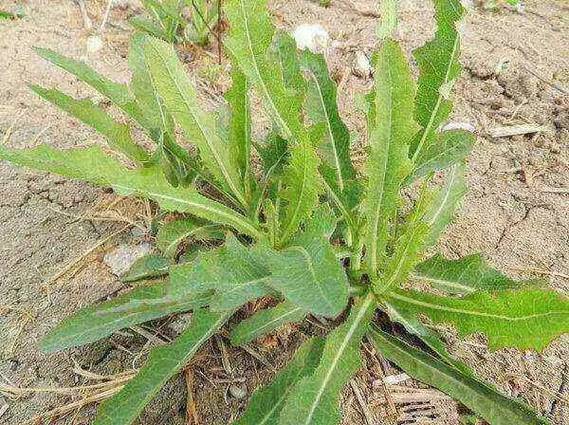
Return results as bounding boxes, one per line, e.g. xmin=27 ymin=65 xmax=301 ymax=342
xmin=0 ymin=145 xmax=261 ymax=238
xmin=226 ymin=64 xmax=253 ymax=194
xmin=206 ymin=238 xmax=272 ymax=311
xmin=320 ymin=167 xmax=362 ymax=236
xmin=122 ymin=254 xmax=170 ymax=283
xmin=377 ymin=0 xmax=398 ymax=40
xmin=374 ymin=185 xmax=432 ymax=295
xmin=128 ymin=33 xmax=173 ymax=135
xmin=230 ymin=301 xmax=306 ymax=346
xmin=301 ymin=50 xmax=356 ymax=195
xmin=278 ymin=142 xmax=321 ymax=244
xmin=278 ymin=294 xmax=376 ymax=425
xmin=36 ymin=42 xmax=195 ymax=186
xmin=383 ymin=299 xmax=474 ymax=375
xmin=36 ymin=38 xmax=191 ymax=189
xmin=224 ymin=0 xmax=306 ymax=144
xmin=225 ymin=0 xmax=320 ymax=241
xmin=423 ymin=163 xmax=467 ymax=246
xmin=94 ymin=308 xmax=230 ymax=425
xmin=35 ymin=47 xmax=137 ymax=112
xmin=137 ymin=0 xmax=182 ymax=43
xmin=412 ymin=253 xmax=536 ymax=295
xmin=272 ymin=32 xmax=306 ymax=95
xmin=304 ymin=203 xmax=338 ymax=239
xmin=382 ymin=288 xmax=569 ymax=351
xmin=369 ymin=328 xmax=550 ymax=425
xmin=130 ymin=16 xmax=168 ymax=40
xmin=410 ymin=0 xmax=464 ymax=161
xmin=30 ymin=85 xmax=149 ymax=163
xmin=142 ymin=36 xmax=246 ymax=205
xmin=406 ymin=130 xmax=474 ymax=185
xmin=363 ymin=39 xmax=416 ymax=275
xmin=41 ymin=284 xmax=209 ymax=352
xmin=258 ymin=131 xmax=289 ymax=179
xmin=264 ymin=216 xmax=349 ymax=318
xmin=130 ymin=35 xmax=198 ymax=185
xmin=0 ymin=9 xmax=21 ymax=20
xmin=156 ymin=218 xmax=222 ymax=258
xmin=167 ymin=236 xmax=271 ymax=311
xmin=235 ymin=337 xmax=325 ymax=425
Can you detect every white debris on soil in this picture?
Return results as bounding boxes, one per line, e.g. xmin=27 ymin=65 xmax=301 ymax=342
xmin=86 ymin=35 xmax=104 ymax=53
xmin=103 ymin=243 xmax=153 ymax=276
xmin=292 ymin=23 xmax=329 ymax=53
xmin=442 ymin=121 xmax=477 ymax=132
xmin=352 ymin=51 xmax=372 ymax=78
xmin=383 ymin=372 xmax=411 ymax=385
xmin=113 ymin=0 xmax=142 ymax=9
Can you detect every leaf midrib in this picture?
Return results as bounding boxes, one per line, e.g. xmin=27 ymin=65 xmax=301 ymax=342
xmin=412 ymin=35 xmax=460 ymax=162
xmin=373 ymin=330 xmax=540 ymax=424
xmin=111 ymin=183 xmax=259 ymax=238
xmin=147 ymin=41 xmax=245 ymax=205
xmin=307 ymin=69 xmax=345 ymax=191
xmin=288 ymin=245 xmax=336 ymax=314
xmin=240 ymin=305 xmax=304 ymax=341
xmin=409 ymin=272 xmax=475 ymax=294
xmin=368 ymin=63 xmax=394 ymax=274
xmin=303 ymin=294 xmax=374 ymax=424
xmin=281 ymin=145 xmax=311 ymax=244
xmin=383 ymin=219 xmax=425 ymax=291
xmin=427 ymin=164 xmax=458 ymax=226
xmin=388 ymin=292 xmax=567 ymax=321
xmin=163 ymin=224 xmax=218 ymax=256
xmin=236 ymin=0 xmax=294 ymax=141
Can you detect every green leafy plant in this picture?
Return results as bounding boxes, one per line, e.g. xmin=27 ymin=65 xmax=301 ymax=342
xmin=478 ymin=0 xmax=522 ymax=11
xmin=1 ymin=0 xmax=566 ymax=424
xmin=132 ymin=0 xmax=219 ymax=45
xmin=0 ymin=6 xmax=24 ymax=20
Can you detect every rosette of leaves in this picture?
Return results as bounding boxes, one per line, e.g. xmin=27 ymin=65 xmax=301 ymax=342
xmin=1 ymin=0 xmax=566 ymax=424
xmin=131 ymin=0 xmax=219 ymax=46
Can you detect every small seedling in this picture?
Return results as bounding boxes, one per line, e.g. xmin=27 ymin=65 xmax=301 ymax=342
xmin=1 ymin=0 xmax=565 ymax=424
xmin=0 ymin=6 xmax=24 ymax=20
xmin=479 ymin=0 xmax=522 ymax=11
xmin=131 ymin=0 xmax=219 ymax=45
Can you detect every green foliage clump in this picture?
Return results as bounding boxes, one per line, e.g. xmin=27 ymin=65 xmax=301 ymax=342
xmin=479 ymin=0 xmax=522 ymax=11
xmin=132 ymin=0 xmax=219 ymax=45
xmin=0 ymin=0 xmax=565 ymax=424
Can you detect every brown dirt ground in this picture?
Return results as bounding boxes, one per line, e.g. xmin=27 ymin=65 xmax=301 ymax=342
xmin=0 ymin=0 xmax=568 ymax=424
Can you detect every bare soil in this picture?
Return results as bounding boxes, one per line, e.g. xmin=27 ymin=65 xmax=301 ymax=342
xmin=0 ymin=0 xmax=567 ymax=424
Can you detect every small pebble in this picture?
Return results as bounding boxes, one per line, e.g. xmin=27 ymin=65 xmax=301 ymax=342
xmin=130 ymin=226 xmax=147 ymax=238
xmin=352 ymin=51 xmax=372 ymax=79
xmin=229 ymin=383 xmax=247 ymax=400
